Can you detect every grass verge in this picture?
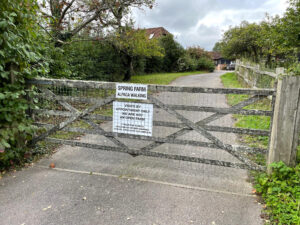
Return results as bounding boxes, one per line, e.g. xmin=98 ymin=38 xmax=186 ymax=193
xmin=130 ymin=71 xmax=207 ymax=85
xmin=220 ymin=72 xmax=271 ymax=150
xmin=221 ymin=72 xmax=300 ymax=225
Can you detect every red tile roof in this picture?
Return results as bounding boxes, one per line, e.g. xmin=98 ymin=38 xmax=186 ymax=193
xmin=144 ymin=27 xmax=170 ymax=39
xmin=209 ymin=51 xmax=222 ymax=60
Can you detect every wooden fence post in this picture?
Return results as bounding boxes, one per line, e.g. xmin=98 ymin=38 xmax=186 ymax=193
xmin=267 ymin=76 xmax=300 ymax=173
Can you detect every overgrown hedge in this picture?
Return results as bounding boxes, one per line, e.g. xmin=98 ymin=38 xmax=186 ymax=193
xmin=0 ymin=0 xmax=47 ymax=170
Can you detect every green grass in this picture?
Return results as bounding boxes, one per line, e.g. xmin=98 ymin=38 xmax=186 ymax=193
xmin=130 ymin=71 xmax=207 ymax=85
xmin=220 ymin=72 xmax=271 ymax=149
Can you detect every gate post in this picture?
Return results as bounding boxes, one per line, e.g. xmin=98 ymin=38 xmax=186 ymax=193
xmin=267 ymin=76 xmax=300 ymax=173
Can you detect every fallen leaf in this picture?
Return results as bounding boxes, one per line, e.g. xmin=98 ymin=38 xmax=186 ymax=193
xmin=252 ymin=189 xmax=257 ymax=194
xmin=49 ymin=163 xmax=55 ymax=169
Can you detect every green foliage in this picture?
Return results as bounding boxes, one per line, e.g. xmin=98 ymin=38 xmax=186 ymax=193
xmin=217 ymin=0 xmax=300 ymax=69
xmin=178 ymin=54 xmax=198 ymax=72
xmin=113 ymin=28 xmax=165 ymax=80
xmin=178 ymin=47 xmax=215 ymax=72
xmin=144 ymin=34 xmax=184 ymax=73
xmin=197 ymin=57 xmax=215 ymax=72
xmin=255 ymin=162 xmax=300 ymax=225
xmin=159 ymin=34 xmax=185 ymax=72
xmin=47 ymin=45 xmax=72 ymax=79
xmin=220 ymin=21 xmax=262 ymax=62
xmin=144 ymin=55 xmax=164 ymax=73
xmin=213 ymin=42 xmax=222 ymax=52
xmin=64 ymin=41 xmax=126 ymax=81
xmin=287 ymin=62 xmax=300 ymax=76
xmin=0 ymin=0 xmax=47 ymax=169
xmin=115 ymin=29 xmax=164 ymax=58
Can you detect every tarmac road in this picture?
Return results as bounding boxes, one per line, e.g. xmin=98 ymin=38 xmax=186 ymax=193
xmin=0 ymin=71 xmax=263 ymax=225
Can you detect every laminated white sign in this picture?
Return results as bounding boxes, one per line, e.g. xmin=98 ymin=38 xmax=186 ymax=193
xmin=116 ymin=83 xmax=148 ymax=100
xmin=113 ymin=101 xmax=153 ymax=136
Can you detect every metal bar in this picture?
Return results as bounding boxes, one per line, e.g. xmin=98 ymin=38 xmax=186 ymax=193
xmin=46 ymin=138 xmax=265 ymax=171
xmin=27 ymin=78 xmax=275 ymax=96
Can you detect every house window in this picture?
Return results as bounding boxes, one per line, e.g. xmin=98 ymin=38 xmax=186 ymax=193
xmin=149 ymin=33 xmax=154 ymax=39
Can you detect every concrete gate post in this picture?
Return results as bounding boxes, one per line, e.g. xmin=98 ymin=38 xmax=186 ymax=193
xmin=267 ymin=75 xmax=300 ymax=173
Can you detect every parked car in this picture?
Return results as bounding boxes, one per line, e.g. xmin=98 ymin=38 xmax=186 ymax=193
xmin=226 ymin=62 xmax=236 ymax=70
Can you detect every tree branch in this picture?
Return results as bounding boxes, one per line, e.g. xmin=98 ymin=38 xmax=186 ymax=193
xmin=59 ymin=0 xmax=76 ymax=25
xmin=70 ymin=6 xmax=110 ymax=36
xmin=38 ymin=23 xmax=65 ymax=44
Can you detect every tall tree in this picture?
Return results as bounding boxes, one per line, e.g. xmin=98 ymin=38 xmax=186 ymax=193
xmin=39 ymin=0 xmax=154 ymax=45
xmin=112 ymin=27 xmax=164 ymax=80
xmin=220 ymin=21 xmax=262 ymax=61
xmin=159 ymin=34 xmax=184 ymax=72
xmin=212 ymin=42 xmax=222 ymax=52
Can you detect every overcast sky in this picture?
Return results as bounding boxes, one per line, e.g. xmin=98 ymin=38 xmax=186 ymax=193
xmin=132 ymin=0 xmax=288 ymax=50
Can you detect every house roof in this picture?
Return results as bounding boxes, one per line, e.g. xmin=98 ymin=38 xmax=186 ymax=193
xmin=144 ymin=27 xmax=170 ymax=39
xmin=209 ymin=51 xmax=223 ymax=60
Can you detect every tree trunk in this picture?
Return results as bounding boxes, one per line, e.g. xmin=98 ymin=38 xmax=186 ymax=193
xmin=123 ymin=55 xmax=133 ymax=81
xmin=266 ymin=53 xmax=272 ymax=67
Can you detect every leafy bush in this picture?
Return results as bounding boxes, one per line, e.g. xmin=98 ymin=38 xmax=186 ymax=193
xmin=287 ymin=62 xmax=300 ymax=76
xmin=159 ymin=34 xmax=184 ymax=72
xmin=178 ymin=55 xmax=215 ymax=72
xmin=64 ymin=41 xmax=126 ymax=81
xmin=144 ymin=34 xmax=184 ymax=73
xmin=0 ymin=0 xmax=47 ymax=170
xmin=177 ymin=54 xmax=198 ymax=72
xmin=197 ymin=57 xmax=215 ymax=72
xmin=255 ymin=162 xmax=300 ymax=225
xmin=47 ymin=46 xmax=72 ymax=79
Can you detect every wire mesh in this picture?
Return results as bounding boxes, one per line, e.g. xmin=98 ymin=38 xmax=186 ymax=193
xmin=33 ymin=81 xmax=271 ymax=165
xmin=31 ymin=79 xmax=276 ymax=194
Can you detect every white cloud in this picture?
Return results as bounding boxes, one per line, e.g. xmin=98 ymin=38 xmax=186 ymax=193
xmin=132 ymin=0 xmax=288 ymax=50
